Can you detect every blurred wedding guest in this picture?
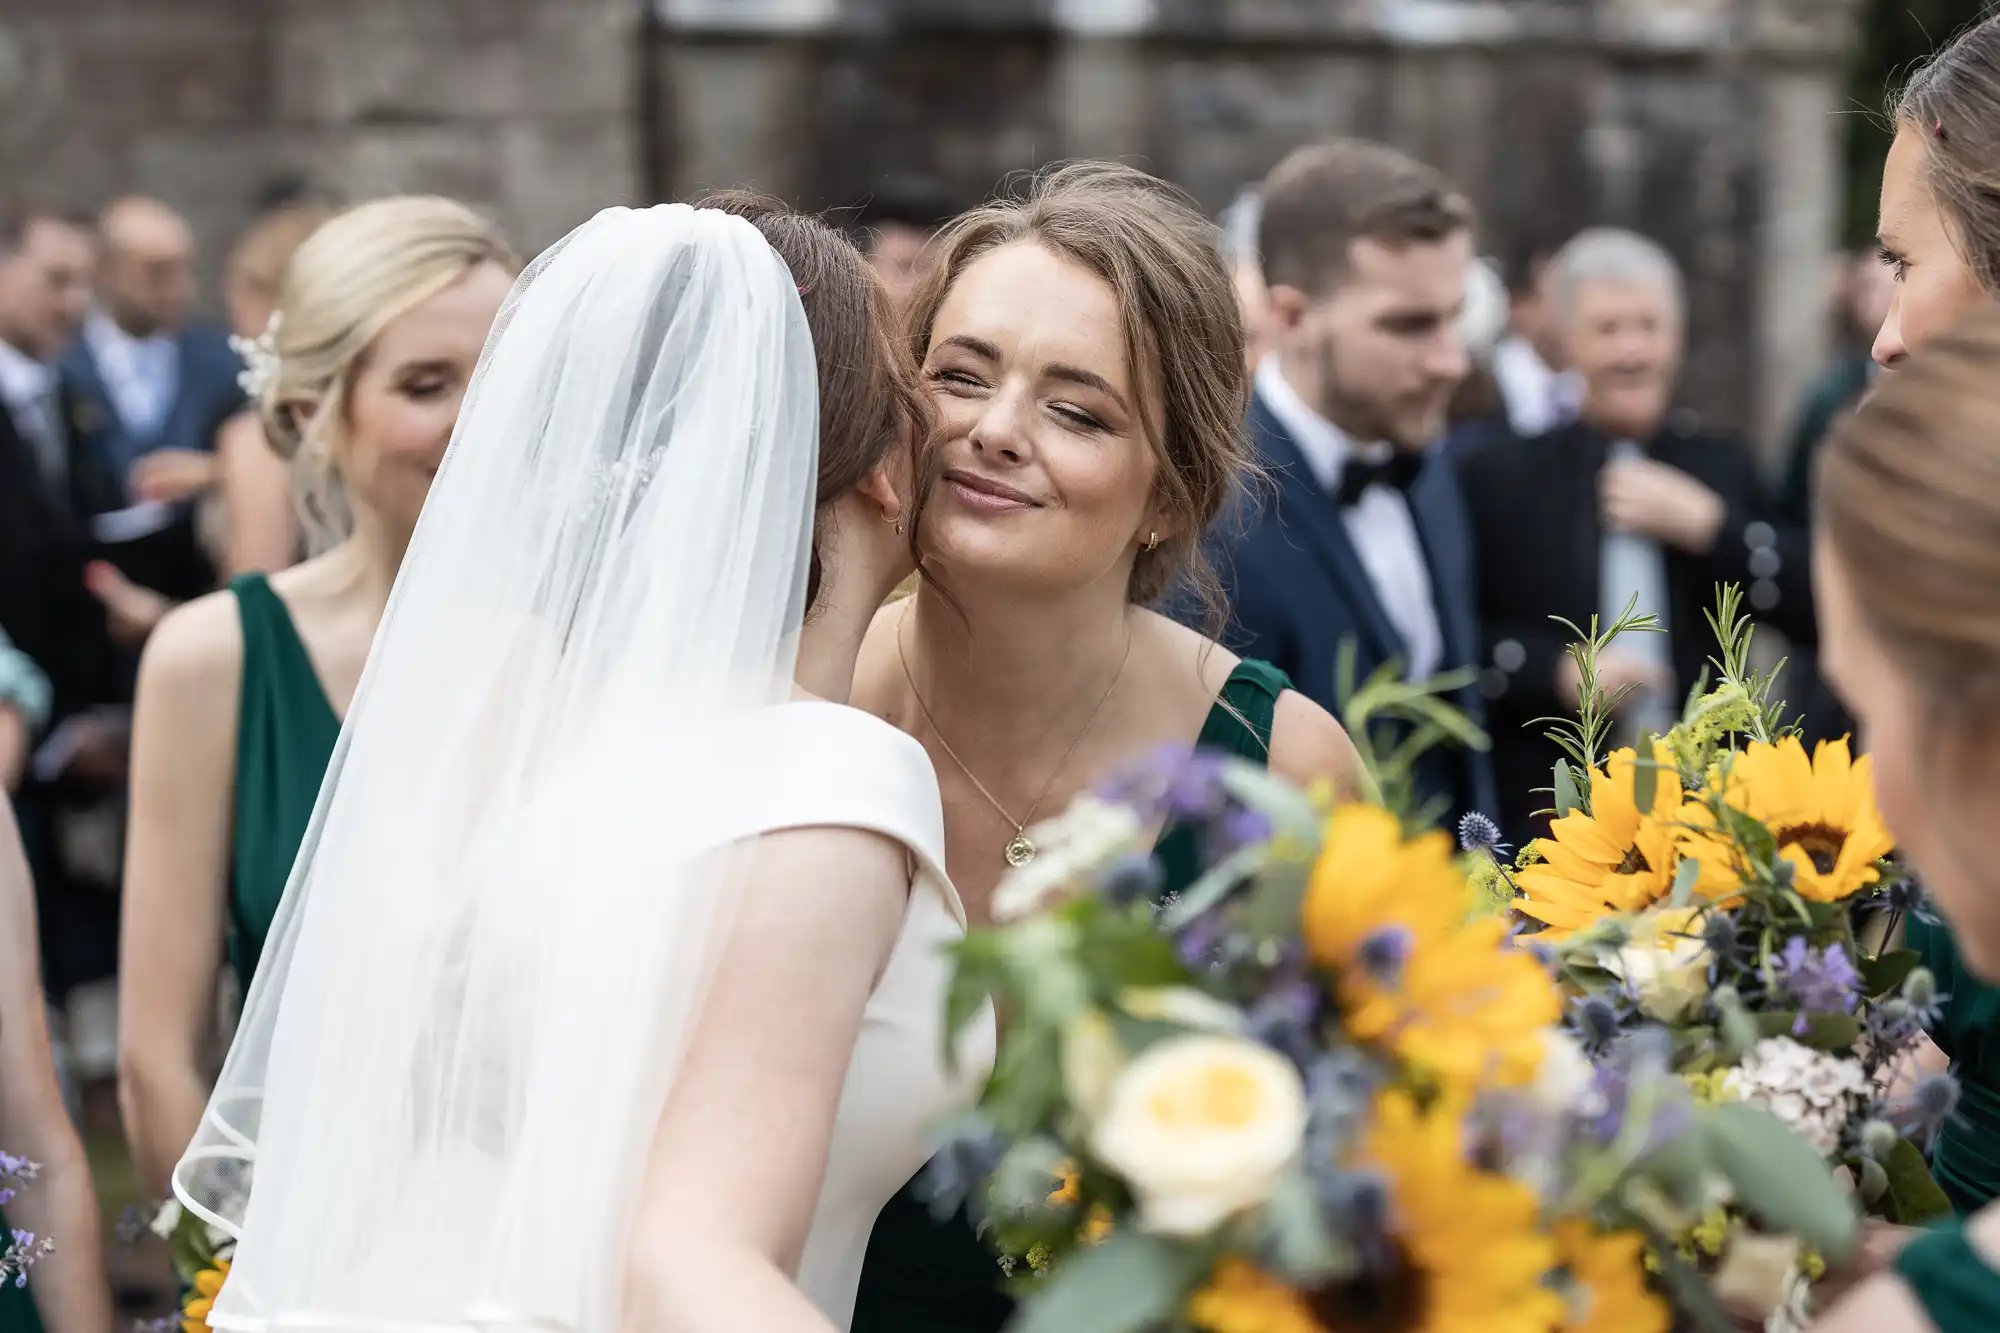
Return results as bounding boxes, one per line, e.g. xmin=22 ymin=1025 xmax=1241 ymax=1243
xmin=1458 ymin=229 xmax=1810 ymax=843
xmin=1218 ymin=187 xmax=1275 ymax=369
xmin=215 ymin=202 xmax=334 ymax=576
xmin=115 ymin=197 xmax=517 ymax=1195
xmin=0 ymin=203 xmax=133 ymax=1040
xmin=852 ymin=180 xmax=953 ymax=323
xmin=62 ymin=197 xmax=248 ymax=621
xmin=1212 ymin=139 xmax=1495 ymax=828
xmin=0 ymin=800 xmax=114 ymax=1333
xmin=0 ymin=629 xmax=52 ymax=795
xmin=1490 ymin=240 xmax=1582 ymax=438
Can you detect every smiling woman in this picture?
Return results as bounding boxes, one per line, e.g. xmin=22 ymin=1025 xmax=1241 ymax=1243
xmin=848 ymin=161 xmax=1368 ymax=1333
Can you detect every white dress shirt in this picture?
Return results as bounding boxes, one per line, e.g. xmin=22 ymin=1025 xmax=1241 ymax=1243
xmin=86 ymin=311 xmax=179 ymax=439
xmin=1256 ymin=357 xmax=1445 ymax=682
xmin=1492 ymin=335 xmax=1583 ymax=438
xmin=0 ymin=336 xmax=66 ymax=486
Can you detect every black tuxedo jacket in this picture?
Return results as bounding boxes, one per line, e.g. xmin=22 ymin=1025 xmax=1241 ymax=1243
xmin=1455 ymin=417 xmax=1812 ymax=843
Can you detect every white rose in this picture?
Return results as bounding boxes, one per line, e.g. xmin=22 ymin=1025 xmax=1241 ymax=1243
xmin=1714 ymin=1232 xmax=1803 ymax=1322
xmin=1530 ymin=1028 xmax=1597 ymax=1118
xmin=149 ymin=1198 xmax=183 ymax=1240
xmin=1606 ymin=910 xmax=1712 ymax=1022
xmin=991 ymin=797 xmax=1145 ymax=922
xmin=1090 ymin=1034 xmax=1308 ymax=1238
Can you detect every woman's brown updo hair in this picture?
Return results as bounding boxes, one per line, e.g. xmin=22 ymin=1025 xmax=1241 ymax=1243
xmin=1819 ymin=305 xmax=2000 ymax=717
xmin=901 ymin=162 xmax=1253 ymax=619
xmin=1895 ymin=14 xmax=2000 ymax=294
xmin=695 ymin=190 xmax=931 ymax=612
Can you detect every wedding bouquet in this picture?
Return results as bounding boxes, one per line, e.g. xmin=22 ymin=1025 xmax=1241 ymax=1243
xmin=145 ymin=1183 xmax=239 ymax=1333
xmin=928 ymin=667 xmax=1857 ymax=1333
xmin=1504 ymin=589 xmax=1952 ymax=1323
xmin=0 ymin=1152 xmax=54 ymax=1289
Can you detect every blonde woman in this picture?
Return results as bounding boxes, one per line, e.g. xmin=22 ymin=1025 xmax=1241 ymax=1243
xmin=115 ymin=197 xmax=518 ymax=1195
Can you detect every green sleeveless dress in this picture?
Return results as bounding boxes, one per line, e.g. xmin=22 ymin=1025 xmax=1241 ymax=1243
xmin=227 ymin=573 xmax=343 ymax=991
xmin=1908 ymin=915 xmax=2000 ymax=1214
xmin=848 ymin=659 xmax=1291 ymax=1333
xmin=1896 ymin=1216 xmax=2000 ymax=1329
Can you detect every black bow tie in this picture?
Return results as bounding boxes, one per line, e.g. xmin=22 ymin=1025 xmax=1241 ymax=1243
xmin=1334 ymin=450 xmax=1422 ymax=507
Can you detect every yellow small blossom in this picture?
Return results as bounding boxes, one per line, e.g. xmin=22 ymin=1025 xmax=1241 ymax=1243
xmin=1189 ymin=1259 xmax=1326 ymax=1333
xmin=182 ymin=1259 xmax=231 ymax=1333
xmin=1689 ymin=1208 xmax=1732 ymax=1259
xmin=1682 ymin=1069 xmax=1738 ymax=1108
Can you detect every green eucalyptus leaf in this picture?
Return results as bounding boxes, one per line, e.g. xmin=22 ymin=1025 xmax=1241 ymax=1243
xmin=1881 ymin=1137 xmax=1954 ymax=1226
xmin=1632 ymin=734 xmax=1659 ymax=814
xmin=1010 ymin=1232 xmax=1193 ymax=1333
xmin=1553 ymin=762 xmax=1584 ymax=819
xmin=1671 ymin=857 xmax=1702 ymax=909
xmin=1860 ymin=950 xmax=1922 ymax=1000
xmin=1254 ymin=1171 xmax=1353 ymax=1286
xmin=1697 ymin=1102 xmax=1859 ymax=1260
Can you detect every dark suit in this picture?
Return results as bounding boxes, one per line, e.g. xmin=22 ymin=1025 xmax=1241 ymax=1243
xmin=1207 ymin=391 xmax=1498 ymax=829
xmin=0 ymin=381 xmax=132 ymax=998
xmin=1456 ymin=416 xmax=1813 ymax=844
xmin=61 ymin=321 xmax=247 ymax=603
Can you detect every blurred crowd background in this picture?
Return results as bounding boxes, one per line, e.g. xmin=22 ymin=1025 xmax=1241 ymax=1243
xmin=0 ymin=0 xmax=1982 ymax=1321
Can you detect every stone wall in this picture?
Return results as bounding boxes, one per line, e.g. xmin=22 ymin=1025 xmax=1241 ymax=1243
xmin=649 ymin=0 xmax=1863 ymax=454
xmin=2 ymin=0 xmax=1859 ymax=453
xmin=0 ymin=0 xmax=639 ymax=307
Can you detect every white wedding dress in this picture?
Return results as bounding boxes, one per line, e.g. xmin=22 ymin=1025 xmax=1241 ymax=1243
xmin=173 ymin=205 xmax=994 ymax=1333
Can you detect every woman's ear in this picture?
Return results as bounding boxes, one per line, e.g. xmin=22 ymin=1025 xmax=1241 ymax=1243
xmin=857 ymin=463 xmax=901 ymax=526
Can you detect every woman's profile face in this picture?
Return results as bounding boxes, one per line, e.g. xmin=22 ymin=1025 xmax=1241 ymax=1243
xmin=916 ymin=241 xmax=1166 ymax=599
xmin=339 ymin=261 xmax=514 ymax=539
xmin=1873 ymin=124 xmax=1991 ymax=369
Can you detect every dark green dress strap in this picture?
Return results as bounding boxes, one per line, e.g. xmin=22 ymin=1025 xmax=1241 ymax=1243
xmin=227 ymin=573 xmax=342 ymax=991
xmin=1908 ymin=915 xmax=2000 ymax=1214
xmin=849 ymin=659 xmax=1291 ymax=1333
xmin=0 ymin=1202 xmax=45 ymax=1333
xmin=1896 ymin=1218 xmax=2000 ymax=1331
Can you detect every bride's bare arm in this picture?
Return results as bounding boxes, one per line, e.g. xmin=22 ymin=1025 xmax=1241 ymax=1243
xmin=623 ymin=825 xmax=911 ymax=1332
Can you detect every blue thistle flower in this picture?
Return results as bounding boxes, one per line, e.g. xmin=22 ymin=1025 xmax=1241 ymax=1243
xmin=917 ymin=1118 xmax=1007 ymax=1224
xmin=1097 ymin=851 xmax=1163 ymax=905
xmin=1892 ymin=1073 xmax=1962 ymax=1148
xmin=1458 ymin=811 xmax=1507 ymax=855
xmin=1356 ymin=925 xmax=1414 ymax=990
xmin=1570 ymin=993 xmax=1626 ymax=1053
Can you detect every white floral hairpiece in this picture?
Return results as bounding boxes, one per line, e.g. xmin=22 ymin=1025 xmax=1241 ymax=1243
xmin=230 ymin=311 xmax=283 ymax=400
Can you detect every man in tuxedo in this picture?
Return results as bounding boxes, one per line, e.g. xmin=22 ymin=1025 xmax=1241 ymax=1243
xmin=1213 ymin=139 xmax=1497 ymax=828
xmin=0 ymin=202 xmax=135 ymax=1020
xmin=1457 ymin=229 xmax=1812 ymax=844
xmin=63 ymin=196 xmax=249 ymax=611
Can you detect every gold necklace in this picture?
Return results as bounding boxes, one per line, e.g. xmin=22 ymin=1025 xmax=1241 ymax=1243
xmin=896 ymin=607 xmax=1132 ymax=868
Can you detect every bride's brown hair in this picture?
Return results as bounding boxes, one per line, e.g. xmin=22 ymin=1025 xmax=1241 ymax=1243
xmin=695 ymin=190 xmax=931 ymax=611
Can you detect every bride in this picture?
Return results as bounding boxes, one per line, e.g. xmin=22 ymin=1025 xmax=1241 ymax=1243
xmin=171 ymin=197 xmax=987 ymax=1332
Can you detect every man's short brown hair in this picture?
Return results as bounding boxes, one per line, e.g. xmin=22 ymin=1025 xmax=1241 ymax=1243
xmin=1257 ymin=139 xmax=1474 ymax=297
xmin=0 ymin=199 xmax=92 ymax=256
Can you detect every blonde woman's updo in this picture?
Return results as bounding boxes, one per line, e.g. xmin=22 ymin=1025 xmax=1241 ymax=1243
xmin=258 ymin=195 xmax=519 ymax=547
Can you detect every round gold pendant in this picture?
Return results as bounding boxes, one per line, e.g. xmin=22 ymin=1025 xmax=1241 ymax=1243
xmin=1004 ymin=834 xmax=1037 ymax=868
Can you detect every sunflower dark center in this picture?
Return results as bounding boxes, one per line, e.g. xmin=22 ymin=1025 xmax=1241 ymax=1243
xmin=1308 ymin=1251 xmax=1429 ymax=1332
xmin=1616 ymin=844 xmax=1651 ymax=876
xmin=1778 ymin=822 xmax=1846 ymax=876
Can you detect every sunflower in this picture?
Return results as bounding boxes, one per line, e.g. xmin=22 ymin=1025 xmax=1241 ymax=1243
xmin=181 ymin=1259 xmax=230 ymax=1333
xmin=1189 ymin=1259 xmax=1328 ymax=1333
xmin=1322 ymin=1089 xmax=1566 ymax=1333
xmin=1303 ymin=807 xmax=1560 ymax=1088
xmin=1515 ymin=743 xmax=1689 ymax=934
xmin=1684 ymin=737 xmax=1894 ymax=902
xmin=1553 ymin=1220 xmax=1669 ymax=1333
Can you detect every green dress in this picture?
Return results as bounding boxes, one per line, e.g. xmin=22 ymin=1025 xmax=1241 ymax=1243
xmin=226 ymin=573 xmax=343 ymax=991
xmin=848 ymin=659 xmax=1292 ymax=1333
xmin=0 ymin=1215 xmax=45 ymax=1333
xmin=1908 ymin=915 xmax=2000 ymax=1214
xmin=1896 ymin=1217 xmax=2000 ymax=1330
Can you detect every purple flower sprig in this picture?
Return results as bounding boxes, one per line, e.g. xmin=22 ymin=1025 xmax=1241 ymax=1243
xmin=1776 ymin=938 xmax=1863 ymax=1035
xmin=0 ymin=1227 xmax=53 ymax=1289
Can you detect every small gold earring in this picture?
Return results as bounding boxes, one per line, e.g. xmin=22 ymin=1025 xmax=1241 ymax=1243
xmin=1145 ymin=531 xmax=1161 ymax=553
xmin=886 ymin=510 xmax=904 ymax=536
